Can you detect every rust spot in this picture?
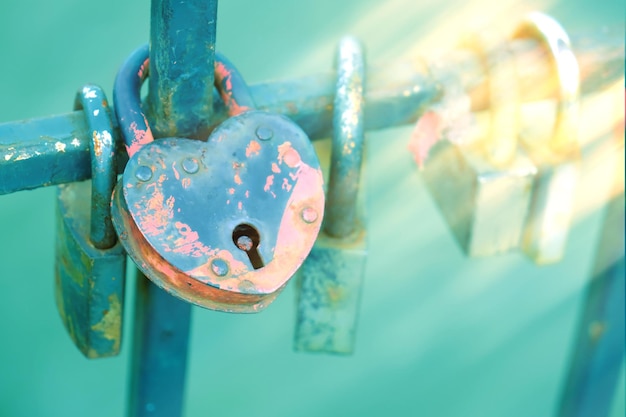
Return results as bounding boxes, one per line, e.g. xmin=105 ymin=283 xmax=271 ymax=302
xmin=92 ymin=131 xmax=103 ymax=157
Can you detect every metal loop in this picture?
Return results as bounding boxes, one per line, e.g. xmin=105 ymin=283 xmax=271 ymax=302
xmin=513 ymin=12 xmax=580 ymax=151
xmin=461 ymin=30 xmax=520 ymax=165
xmin=324 ymin=36 xmax=366 ymax=238
xmin=113 ymin=45 xmax=255 ymax=158
xmin=74 ymin=84 xmax=118 ymax=249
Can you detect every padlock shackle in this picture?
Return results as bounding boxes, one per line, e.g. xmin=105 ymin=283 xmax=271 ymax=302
xmin=513 ymin=12 xmax=580 ymax=152
xmin=114 ymin=45 xmax=256 ymax=158
xmin=214 ymin=52 xmax=256 ymax=116
xmin=324 ymin=37 xmax=366 ymax=239
xmin=461 ymin=31 xmax=520 ymax=166
xmin=74 ymin=85 xmax=118 ymax=249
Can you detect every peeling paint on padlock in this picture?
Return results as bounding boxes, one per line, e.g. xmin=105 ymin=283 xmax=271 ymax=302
xmin=54 ymin=85 xmax=126 ymax=359
xmin=112 ymin=45 xmax=324 ymax=312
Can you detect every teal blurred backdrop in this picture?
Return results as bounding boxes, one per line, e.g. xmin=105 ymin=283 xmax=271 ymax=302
xmin=0 ymin=1 xmax=624 ymax=416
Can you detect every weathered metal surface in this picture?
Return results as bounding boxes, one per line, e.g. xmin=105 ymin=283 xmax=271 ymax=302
xmin=112 ymin=45 xmax=324 ymax=312
xmin=0 ymin=35 xmax=621 ymax=195
xmin=54 ymin=85 xmax=126 ymax=359
xmin=295 ymin=37 xmax=367 ymax=354
xmin=558 ymin=170 xmax=625 ymax=417
xmin=514 ymin=13 xmax=582 ymax=264
xmin=420 ymin=30 xmax=536 ymax=256
xmin=147 ymin=0 xmax=218 ymax=139
xmin=127 ymin=271 xmax=192 ymax=417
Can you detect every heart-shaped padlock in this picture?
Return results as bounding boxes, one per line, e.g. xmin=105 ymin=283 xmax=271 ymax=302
xmin=111 ymin=45 xmax=325 ymax=312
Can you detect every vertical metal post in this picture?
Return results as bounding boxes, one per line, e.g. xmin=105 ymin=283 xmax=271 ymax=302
xmin=558 ymin=161 xmax=625 ymax=416
xmin=128 ymin=271 xmax=193 ymax=417
xmin=127 ymin=1 xmax=219 ymax=416
xmin=148 ymin=0 xmax=219 ymax=139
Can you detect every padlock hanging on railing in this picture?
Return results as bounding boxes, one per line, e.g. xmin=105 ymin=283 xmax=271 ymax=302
xmin=110 ymin=45 xmax=325 ymax=312
xmin=54 ymin=85 xmax=127 ymax=358
xmin=294 ymin=37 xmax=368 ymax=354
xmin=417 ymin=29 xmax=537 ymax=257
xmin=512 ymin=12 xmax=581 ymax=265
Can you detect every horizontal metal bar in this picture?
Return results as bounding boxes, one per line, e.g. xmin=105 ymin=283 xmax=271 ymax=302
xmin=0 ymin=33 xmax=622 ymax=195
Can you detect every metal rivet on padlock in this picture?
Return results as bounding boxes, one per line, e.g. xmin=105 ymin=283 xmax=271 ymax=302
xmin=111 ymin=45 xmax=325 ymax=312
xmin=54 ymin=85 xmax=127 ymax=358
xmin=294 ymin=37 xmax=367 ymax=354
xmin=420 ymin=31 xmax=537 ymax=256
xmin=512 ymin=12 xmax=581 ymax=264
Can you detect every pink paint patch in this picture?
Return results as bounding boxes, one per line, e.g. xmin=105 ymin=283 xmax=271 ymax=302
xmin=407 ymin=111 xmax=442 ymax=169
xmin=127 ymin=120 xmax=154 ymax=158
xmin=234 ymin=174 xmax=242 ymax=185
xmin=245 ymin=140 xmax=261 ymax=157
xmin=238 ymin=201 xmax=243 ymax=210
xmin=228 ymin=188 xmax=235 ymax=195
xmin=277 ymin=142 xmax=302 ymax=168
xmin=264 ymin=175 xmax=274 ymax=192
xmin=282 ymin=178 xmax=292 ymax=192
xmin=271 ymin=163 xmax=281 ymax=173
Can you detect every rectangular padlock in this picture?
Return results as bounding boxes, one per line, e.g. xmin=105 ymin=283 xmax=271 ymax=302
xmin=419 ymin=32 xmax=536 ymax=257
xmin=54 ymin=85 xmax=126 ymax=359
xmin=55 ymin=180 xmax=127 ymax=358
xmin=294 ymin=37 xmax=367 ymax=354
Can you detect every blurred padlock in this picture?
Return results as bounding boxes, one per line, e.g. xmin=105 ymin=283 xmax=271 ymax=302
xmin=420 ymin=31 xmax=537 ymax=256
xmin=111 ymin=45 xmax=325 ymax=312
xmin=54 ymin=85 xmax=127 ymax=358
xmin=513 ymin=12 xmax=581 ymax=264
xmin=294 ymin=37 xmax=367 ymax=354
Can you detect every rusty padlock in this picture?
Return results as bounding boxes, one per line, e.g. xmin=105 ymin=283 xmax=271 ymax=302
xmin=294 ymin=37 xmax=367 ymax=354
xmin=420 ymin=31 xmax=537 ymax=256
xmin=111 ymin=45 xmax=325 ymax=312
xmin=512 ymin=12 xmax=581 ymax=264
xmin=54 ymin=85 xmax=127 ymax=358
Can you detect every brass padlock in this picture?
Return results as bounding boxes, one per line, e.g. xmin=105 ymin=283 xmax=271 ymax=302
xmin=54 ymin=85 xmax=127 ymax=358
xmin=111 ymin=45 xmax=325 ymax=312
xmin=420 ymin=31 xmax=537 ymax=256
xmin=294 ymin=37 xmax=367 ymax=354
xmin=512 ymin=12 xmax=581 ymax=264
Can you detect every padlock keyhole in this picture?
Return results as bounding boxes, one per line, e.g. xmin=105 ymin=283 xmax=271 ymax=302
xmin=232 ymin=224 xmax=264 ymax=270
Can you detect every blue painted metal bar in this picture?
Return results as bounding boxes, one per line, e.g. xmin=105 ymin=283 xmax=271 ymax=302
xmin=147 ymin=0 xmax=218 ymax=139
xmin=127 ymin=271 xmax=192 ymax=417
xmin=0 ymin=35 xmax=622 ymax=195
xmin=558 ymin=166 xmax=625 ymax=416
xmin=125 ymin=1 xmax=219 ymax=416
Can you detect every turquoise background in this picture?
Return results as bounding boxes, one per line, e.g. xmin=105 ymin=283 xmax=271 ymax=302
xmin=0 ymin=1 xmax=623 ymax=416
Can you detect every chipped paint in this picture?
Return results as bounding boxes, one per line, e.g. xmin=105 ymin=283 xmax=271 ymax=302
xmin=245 ymin=140 xmax=261 ymax=157
xmin=90 ymin=293 xmax=122 ymax=355
xmin=264 ymin=175 xmax=274 ymax=192
xmin=55 ymin=141 xmax=67 ymax=152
